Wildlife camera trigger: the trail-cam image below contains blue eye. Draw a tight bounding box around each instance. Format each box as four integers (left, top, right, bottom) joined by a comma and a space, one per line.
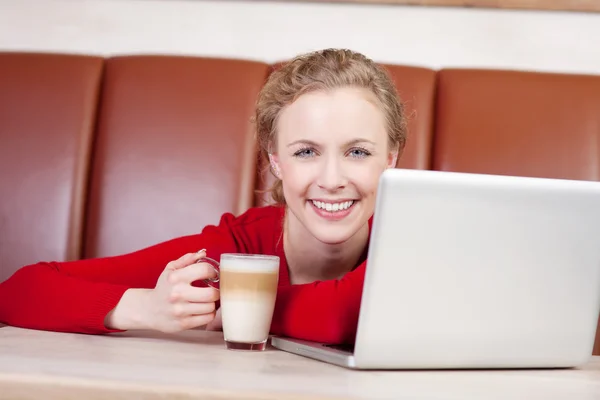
293, 148, 316, 158
348, 147, 371, 158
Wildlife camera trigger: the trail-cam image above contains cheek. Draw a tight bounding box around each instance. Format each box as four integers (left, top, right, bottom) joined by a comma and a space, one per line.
349, 162, 387, 195
280, 160, 316, 194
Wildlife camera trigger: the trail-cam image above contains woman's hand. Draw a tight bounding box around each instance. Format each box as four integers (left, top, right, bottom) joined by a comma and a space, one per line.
105, 250, 220, 332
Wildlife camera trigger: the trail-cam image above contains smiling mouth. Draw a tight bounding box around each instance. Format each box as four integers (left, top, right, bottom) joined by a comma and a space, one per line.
310, 199, 356, 212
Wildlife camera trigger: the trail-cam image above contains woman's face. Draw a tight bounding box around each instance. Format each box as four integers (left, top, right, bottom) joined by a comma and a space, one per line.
271, 87, 397, 245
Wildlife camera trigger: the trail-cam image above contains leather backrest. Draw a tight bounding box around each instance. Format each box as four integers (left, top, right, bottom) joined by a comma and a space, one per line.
255, 64, 437, 206
84, 56, 269, 258
433, 69, 600, 180
390, 65, 437, 170
0, 52, 103, 281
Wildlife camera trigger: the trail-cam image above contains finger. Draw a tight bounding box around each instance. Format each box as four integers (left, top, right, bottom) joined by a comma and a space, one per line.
178, 312, 216, 330
166, 250, 206, 271
168, 262, 218, 285
171, 301, 216, 318
171, 286, 219, 303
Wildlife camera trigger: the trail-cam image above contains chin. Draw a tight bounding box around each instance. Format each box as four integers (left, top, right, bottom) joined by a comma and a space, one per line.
311, 229, 358, 245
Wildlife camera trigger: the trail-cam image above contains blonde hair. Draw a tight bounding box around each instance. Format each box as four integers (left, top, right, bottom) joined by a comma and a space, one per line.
254, 48, 407, 205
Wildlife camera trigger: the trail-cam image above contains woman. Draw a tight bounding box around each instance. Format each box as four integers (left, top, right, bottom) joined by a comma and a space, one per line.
0, 48, 407, 345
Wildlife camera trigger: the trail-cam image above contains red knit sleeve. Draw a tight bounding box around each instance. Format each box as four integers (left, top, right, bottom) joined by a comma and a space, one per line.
270, 261, 366, 345
0, 214, 240, 335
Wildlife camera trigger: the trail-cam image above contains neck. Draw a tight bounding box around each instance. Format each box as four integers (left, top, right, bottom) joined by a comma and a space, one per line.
283, 208, 370, 285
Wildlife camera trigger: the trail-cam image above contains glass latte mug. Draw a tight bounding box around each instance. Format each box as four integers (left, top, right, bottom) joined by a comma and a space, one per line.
197, 253, 280, 351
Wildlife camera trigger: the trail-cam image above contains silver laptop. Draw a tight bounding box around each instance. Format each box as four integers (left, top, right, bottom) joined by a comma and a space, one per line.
271, 168, 600, 369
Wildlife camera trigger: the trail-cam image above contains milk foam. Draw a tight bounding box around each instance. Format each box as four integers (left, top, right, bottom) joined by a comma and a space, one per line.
220, 254, 279, 273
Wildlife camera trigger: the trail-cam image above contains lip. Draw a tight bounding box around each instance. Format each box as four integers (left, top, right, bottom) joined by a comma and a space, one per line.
308, 199, 357, 221
310, 198, 357, 203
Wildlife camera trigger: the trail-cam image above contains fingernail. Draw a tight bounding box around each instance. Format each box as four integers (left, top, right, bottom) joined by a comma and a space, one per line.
197, 249, 206, 255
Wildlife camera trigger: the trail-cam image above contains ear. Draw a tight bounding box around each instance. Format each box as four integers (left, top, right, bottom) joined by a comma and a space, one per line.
268, 152, 281, 178
387, 147, 399, 169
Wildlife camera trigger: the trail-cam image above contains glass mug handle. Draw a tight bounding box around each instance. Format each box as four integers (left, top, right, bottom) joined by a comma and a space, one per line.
195, 250, 220, 289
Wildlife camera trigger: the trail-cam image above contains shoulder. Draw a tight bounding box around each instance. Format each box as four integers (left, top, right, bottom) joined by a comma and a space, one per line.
219, 205, 284, 229
201, 205, 284, 239
200, 205, 284, 254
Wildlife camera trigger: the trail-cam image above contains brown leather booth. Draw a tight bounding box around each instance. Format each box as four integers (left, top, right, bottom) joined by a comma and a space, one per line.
1, 51, 599, 354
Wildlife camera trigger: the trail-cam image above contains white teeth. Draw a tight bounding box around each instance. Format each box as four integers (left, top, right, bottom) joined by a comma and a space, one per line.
311, 200, 354, 212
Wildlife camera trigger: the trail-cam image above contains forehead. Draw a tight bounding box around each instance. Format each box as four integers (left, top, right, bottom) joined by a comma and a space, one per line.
276, 87, 387, 146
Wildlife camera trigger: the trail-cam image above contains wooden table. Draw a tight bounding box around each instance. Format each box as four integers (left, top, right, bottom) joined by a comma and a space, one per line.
1, 324, 600, 400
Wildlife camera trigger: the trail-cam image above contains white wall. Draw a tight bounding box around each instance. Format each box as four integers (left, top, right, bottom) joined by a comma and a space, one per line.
0, 0, 599, 75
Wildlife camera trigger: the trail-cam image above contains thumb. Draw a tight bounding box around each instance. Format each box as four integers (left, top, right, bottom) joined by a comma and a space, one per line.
205, 308, 222, 331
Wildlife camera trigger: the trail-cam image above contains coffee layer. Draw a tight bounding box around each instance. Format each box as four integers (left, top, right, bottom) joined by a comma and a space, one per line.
220, 270, 278, 293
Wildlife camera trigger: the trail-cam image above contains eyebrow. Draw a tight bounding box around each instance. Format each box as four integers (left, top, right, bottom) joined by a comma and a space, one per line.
286, 139, 376, 147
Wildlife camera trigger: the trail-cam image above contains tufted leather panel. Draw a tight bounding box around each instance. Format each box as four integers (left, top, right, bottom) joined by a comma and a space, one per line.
254, 64, 437, 206
390, 65, 437, 171
0, 52, 103, 282
84, 56, 269, 258
433, 69, 600, 180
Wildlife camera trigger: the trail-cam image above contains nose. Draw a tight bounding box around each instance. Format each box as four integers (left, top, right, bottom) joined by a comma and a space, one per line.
317, 155, 347, 191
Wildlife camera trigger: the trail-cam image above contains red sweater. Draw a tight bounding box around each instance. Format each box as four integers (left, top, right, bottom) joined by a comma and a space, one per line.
0, 205, 369, 344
